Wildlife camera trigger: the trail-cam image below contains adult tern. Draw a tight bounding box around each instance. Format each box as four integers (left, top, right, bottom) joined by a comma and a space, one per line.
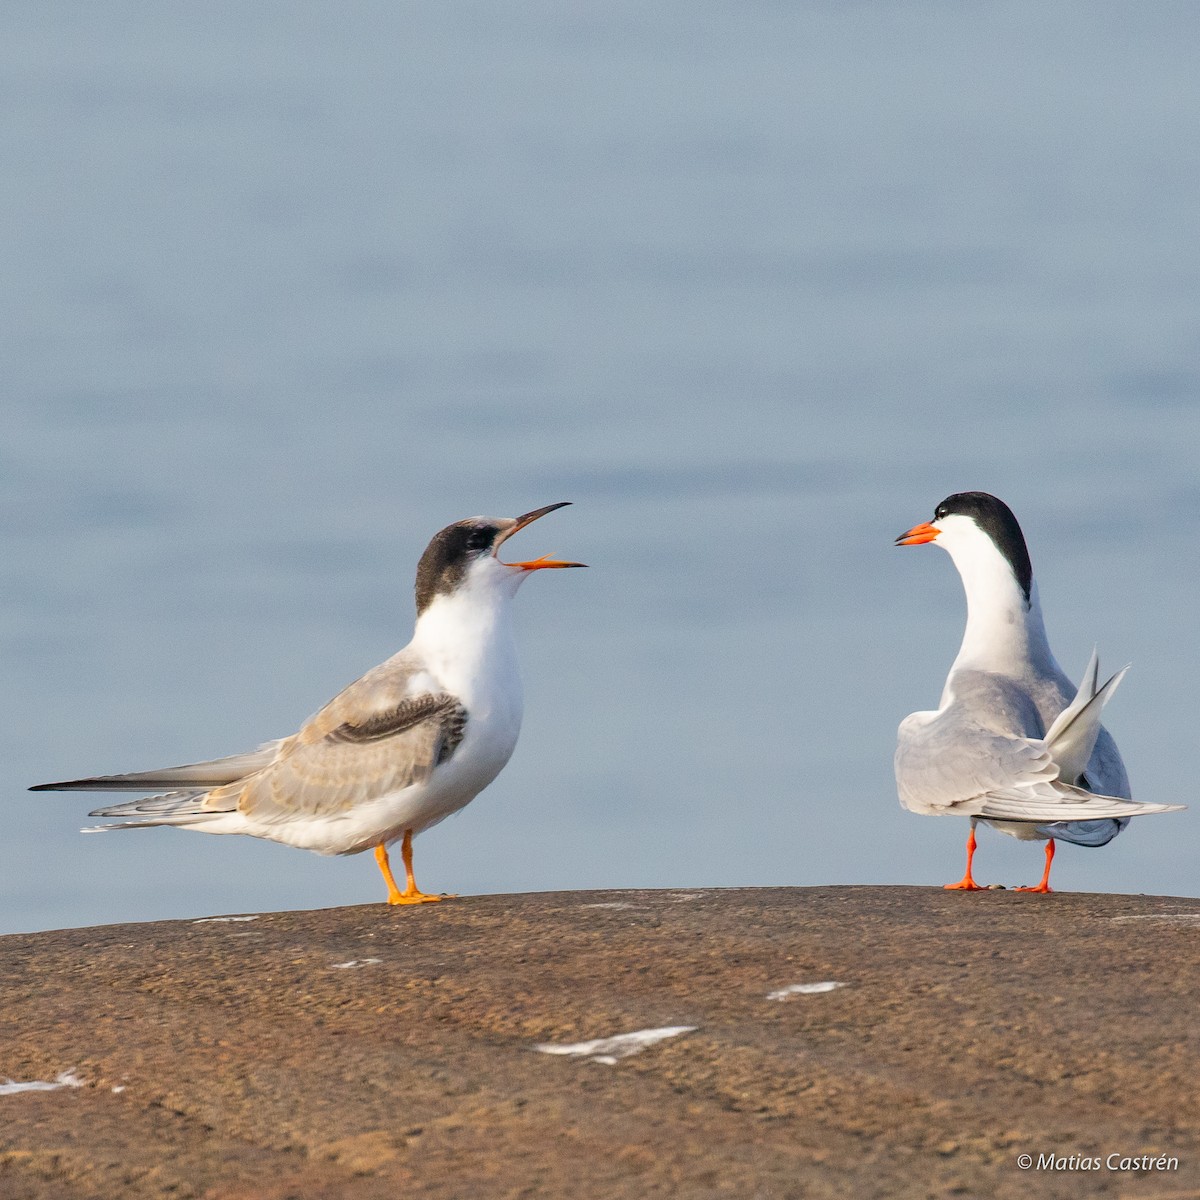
894, 491, 1181, 892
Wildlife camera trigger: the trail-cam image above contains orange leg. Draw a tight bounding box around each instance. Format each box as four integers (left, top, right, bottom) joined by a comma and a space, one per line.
374, 831, 455, 906
944, 826, 986, 891
1015, 839, 1055, 894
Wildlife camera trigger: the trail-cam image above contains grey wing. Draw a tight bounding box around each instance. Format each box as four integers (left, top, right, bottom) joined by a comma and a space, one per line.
964, 782, 1180, 822
896, 713, 1179, 822
32, 742, 284, 793
895, 712, 1058, 816
217, 684, 469, 821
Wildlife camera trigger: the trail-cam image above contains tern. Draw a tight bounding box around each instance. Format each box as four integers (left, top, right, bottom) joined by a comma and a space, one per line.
32, 503, 585, 905
893, 491, 1182, 892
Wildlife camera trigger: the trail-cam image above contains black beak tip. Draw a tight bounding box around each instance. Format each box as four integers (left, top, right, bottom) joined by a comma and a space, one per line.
513, 501, 572, 526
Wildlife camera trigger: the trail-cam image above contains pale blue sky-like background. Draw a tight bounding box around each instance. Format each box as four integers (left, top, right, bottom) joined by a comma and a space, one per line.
2, 2, 1198, 933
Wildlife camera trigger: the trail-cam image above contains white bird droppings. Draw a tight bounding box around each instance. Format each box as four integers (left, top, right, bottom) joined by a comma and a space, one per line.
0, 1070, 84, 1096
767, 981, 846, 1000
330, 958, 383, 969
534, 1026, 697, 1063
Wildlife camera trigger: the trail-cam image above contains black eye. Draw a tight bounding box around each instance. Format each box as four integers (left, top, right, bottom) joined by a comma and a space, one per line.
466, 529, 493, 552
934, 505, 947, 520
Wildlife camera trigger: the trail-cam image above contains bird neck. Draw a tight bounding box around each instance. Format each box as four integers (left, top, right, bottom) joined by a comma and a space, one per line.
411, 585, 520, 700
945, 551, 1055, 682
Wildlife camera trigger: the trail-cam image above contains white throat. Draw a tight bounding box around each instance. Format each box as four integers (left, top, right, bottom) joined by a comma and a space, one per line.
410, 560, 525, 705
935, 520, 1055, 685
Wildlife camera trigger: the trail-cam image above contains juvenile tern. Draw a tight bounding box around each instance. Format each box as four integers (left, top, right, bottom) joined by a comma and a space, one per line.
32, 503, 584, 905
893, 491, 1182, 892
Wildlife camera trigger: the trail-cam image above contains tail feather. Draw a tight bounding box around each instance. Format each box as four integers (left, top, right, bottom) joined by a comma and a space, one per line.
1044, 654, 1129, 786
1079, 647, 1100, 707
82, 813, 227, 833
83, 789, 238, 833
87, 791, 223, 819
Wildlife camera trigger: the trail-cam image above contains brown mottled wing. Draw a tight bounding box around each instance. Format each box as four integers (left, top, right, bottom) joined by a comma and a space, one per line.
207, 679, 468, 821
327, 694, 466, 748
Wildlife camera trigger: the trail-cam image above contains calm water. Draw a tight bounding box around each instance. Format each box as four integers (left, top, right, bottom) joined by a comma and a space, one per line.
2, 3, 1198, 933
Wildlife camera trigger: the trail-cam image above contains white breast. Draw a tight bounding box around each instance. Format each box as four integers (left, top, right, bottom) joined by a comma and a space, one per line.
360, 580, 526, 846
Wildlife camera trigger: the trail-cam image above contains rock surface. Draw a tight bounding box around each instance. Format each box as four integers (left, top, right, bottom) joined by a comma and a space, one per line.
1, 886, 1197, 1199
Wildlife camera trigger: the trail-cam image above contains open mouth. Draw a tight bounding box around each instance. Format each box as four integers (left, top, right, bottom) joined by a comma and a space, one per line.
494, 502, 587, 570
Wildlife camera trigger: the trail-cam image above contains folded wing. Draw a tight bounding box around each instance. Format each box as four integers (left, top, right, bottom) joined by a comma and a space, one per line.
896, 693, 1183, 824
31, 742, 283, 793
225, 691, 468, 822
45, 655, 472, 832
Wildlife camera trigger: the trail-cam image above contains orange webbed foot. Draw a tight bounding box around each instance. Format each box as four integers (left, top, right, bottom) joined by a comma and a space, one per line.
943, 828, 985, 890
388, 890, 457, 906
1014, 840, 1056, 894
376, 834, 457, 907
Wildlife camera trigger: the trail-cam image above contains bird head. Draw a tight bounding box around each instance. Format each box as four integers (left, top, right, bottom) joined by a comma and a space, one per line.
895, 491, 1033, 604
415, 502, 586, 615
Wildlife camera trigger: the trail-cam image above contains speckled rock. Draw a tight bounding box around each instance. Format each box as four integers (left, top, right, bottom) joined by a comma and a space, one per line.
1, 886, 1197, 1199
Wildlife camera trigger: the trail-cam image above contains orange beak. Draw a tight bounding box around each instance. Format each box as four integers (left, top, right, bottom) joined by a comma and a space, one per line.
894, 521, 940, 546
495, 502, 587, 571
507, 553, 586, 572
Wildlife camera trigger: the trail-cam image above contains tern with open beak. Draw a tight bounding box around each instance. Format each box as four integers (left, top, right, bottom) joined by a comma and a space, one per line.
893, 491, 1182, 892
32, 503, 585, 905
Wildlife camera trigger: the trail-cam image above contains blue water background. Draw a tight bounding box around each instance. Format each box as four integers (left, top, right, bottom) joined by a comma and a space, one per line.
2, 3, 1198, 931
